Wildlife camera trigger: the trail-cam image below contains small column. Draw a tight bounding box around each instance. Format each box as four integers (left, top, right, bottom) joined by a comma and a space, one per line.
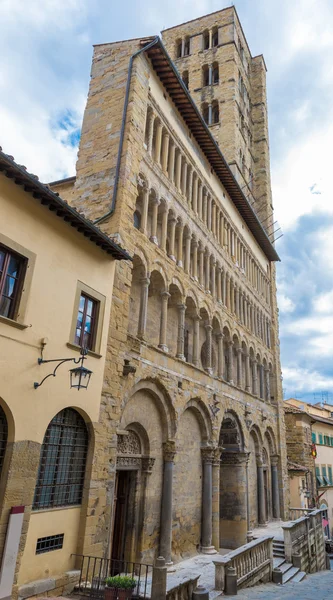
226, 275, 230, 309
203, 190, 208, 225
188, 169, 193, 206
212, 202, 216, 236
176, 303, 186, 360
207, 196, 212, 230
159, 291, 170, 351
212, 448, 221, 551
235, 286, 239, 318
181, 160, 188, 196
237, 347, 242, 387
168, 217, 177, 261
199, 246, 204, 287
155, 122, 163, 164
205, 324, 213, 375
175, 151, 182, 191
216, 209, 220, 241
271, 456, 281, 519
141, 186, 149, 235
201, 447, 217, 554
160, 206, 168, 252
245, 352, 251, 392
205, 252, 210, 292
168, 141, 175, 181
243, 297, 247, 328
228, 341, 234, 384
252, 359, 258, 396
217, 268, 222, 302
184, 233, 191, 274
198, 182, 203, 218
137, 276, 150, 339
160, 441, 176, 564
208, 65, 213, 86
217, 333, 224, 378
147, 113, 155, 155
265, 368, 271, 402
257, 456, 266, 525
239, 291, 243, 323
150, 198, 160, 244
161, 132, 170, 172
222, 271, 226, 306
192, 175, 198, 213
211, 260, 216, 298
259, 364, 264, 399
208, 103, 212, 126
177, 223, 184, 267
192, 239, 198, 280
193, 315, 200, 367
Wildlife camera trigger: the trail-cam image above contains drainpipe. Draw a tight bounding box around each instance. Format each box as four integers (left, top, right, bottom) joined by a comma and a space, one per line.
94, 37, 159, 226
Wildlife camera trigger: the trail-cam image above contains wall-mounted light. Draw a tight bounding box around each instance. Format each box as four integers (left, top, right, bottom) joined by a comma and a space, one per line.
34, 347, 92, 390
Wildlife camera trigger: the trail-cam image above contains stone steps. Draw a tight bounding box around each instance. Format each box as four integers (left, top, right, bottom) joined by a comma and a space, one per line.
272, 558, 307, 585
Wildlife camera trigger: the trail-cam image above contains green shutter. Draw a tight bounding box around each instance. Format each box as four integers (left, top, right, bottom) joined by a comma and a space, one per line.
319, 434, 323, 444
312, 432, 316, 443
328, 466, 332, 485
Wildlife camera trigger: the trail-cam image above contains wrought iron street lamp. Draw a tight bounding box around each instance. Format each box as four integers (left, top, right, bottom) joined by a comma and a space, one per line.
34, 347, 92, 390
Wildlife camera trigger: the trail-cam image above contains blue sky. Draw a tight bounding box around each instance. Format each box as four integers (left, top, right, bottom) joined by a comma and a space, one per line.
2, 0, 333, 403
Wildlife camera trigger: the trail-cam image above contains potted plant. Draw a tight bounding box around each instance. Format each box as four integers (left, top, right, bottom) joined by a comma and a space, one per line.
105, 575, 136, 600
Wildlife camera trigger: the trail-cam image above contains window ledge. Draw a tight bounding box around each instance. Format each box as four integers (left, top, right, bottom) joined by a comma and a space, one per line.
66, 342, 102, 359
0, 315, 29, 330
32, 504, 81, 514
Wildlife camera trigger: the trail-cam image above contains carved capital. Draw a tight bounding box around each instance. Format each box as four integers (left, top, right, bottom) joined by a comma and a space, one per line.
163, 440, 176, 462
271, 455, 279, 467
141, 456, 156, 473
201, 446, 215, 464
220, 451, 249, 466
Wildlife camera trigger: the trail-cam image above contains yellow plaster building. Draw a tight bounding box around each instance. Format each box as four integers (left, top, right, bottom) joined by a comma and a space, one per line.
0, 150, 129, 599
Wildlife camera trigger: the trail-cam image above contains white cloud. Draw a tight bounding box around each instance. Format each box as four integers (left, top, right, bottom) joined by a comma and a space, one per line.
278, 293, 295, 314
282, 365, 333, 394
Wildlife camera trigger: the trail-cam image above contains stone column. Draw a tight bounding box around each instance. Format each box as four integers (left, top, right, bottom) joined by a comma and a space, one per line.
212, 448, 221, 551
168, 141, 175, 181
137, 277, 150, 339
193, 315, 200, 367
228, 341, 234, 384
198, 182, 203, 218
208, 65, 212, 86
237, 348, 242, 387
239, 291, 243, 323
192, 175, 198, 213
160, 441, 176, 565
203, 190, 208, 225
176, 222, 183, 267
175, 151, 182, 190
222, 271, 226, 306
217, 268, 222, 302
208, 103, 212, 126
265, 368, 270, 402
161, 132, 169, 172
216, 209, 220, 241
245, 352, 251, 392
257, 456, 266, 525
147, 113, 154, 155
212, 202, 216, 236
160, 206, 168, 252
243, 297, 247, 328
235, 285, 239, 318
168, 217, 177, 261
184, 232, 191, 274
159, 291, 170, 351
176, 303, 186, 360
150, 198, 160, 244
252, 359, 258, 396
226, 275, 230, 309
211, 260, 216, 298
205, 324, 213, 375
259, 364, 264, 399
192, 239, 198, 280
207, 196, 212, 230
181, 160, 188, 196
220, 452, 249, 548
155, 122, 163, 164
141, 186, 149, 235
217, 333, 224, 378
205, 252, 210, 292
271, 456, 280, 519
199, 246, 204, 286
188, 168, 193, 206
201, 447, 217, 554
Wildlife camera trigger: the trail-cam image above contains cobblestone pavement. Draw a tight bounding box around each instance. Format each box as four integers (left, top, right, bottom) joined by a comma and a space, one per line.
231, 569, 333, 600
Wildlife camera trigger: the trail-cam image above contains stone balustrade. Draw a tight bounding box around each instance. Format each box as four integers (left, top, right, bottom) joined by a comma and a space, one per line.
166, 575, 199, 600
214, 535, 274, 592
282, 509, 326, 573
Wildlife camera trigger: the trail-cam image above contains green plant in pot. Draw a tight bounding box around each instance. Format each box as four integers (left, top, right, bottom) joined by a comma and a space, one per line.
105, 575, 136, 600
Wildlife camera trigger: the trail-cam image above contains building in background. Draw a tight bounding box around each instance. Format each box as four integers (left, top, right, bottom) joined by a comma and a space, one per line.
0, 150, 129, 599
50, 6, 288, 568
286, 398, 333, 538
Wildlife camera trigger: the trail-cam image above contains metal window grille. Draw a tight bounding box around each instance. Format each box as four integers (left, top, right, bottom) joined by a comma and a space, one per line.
33, 408, 88, 510
0, 406, 8, 477
36, 533, 64, 554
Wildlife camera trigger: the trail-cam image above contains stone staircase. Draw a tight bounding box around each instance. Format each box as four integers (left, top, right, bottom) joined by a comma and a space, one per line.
272, 539, 306, 584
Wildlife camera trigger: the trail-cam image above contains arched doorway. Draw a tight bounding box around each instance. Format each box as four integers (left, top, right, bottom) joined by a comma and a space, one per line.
219, 412, 248, 549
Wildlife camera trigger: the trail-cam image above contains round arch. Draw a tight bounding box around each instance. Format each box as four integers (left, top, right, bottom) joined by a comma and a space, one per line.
122, 379, 176, 440
181, 398, 212, 443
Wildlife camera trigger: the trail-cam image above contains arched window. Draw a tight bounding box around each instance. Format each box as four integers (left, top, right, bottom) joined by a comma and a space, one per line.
212, 27, 218, 47
202, 103, 209, 125
133, 210, 141, 229
33, 408, 88, 510
212, 101, 219, 124
176, 39, 182, 59
184, 37, 190, 56
203, 30, 210, 50
182, 71, 189, 89
0, 406, 8, 479
212, 63, 219, 84
202, 65, 209, 87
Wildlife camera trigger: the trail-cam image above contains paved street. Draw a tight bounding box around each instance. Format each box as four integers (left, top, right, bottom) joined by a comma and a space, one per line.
233, 569, 333, 600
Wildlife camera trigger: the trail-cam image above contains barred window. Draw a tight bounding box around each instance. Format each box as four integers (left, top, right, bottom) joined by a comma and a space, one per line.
0, 406, 8, 478
33, 408, 88, 510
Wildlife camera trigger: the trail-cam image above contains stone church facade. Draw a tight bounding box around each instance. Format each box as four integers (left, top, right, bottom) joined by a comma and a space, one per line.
52, 7, 288, 566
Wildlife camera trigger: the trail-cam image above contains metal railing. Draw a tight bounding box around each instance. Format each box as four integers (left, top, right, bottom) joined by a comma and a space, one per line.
72, 554, 153, 599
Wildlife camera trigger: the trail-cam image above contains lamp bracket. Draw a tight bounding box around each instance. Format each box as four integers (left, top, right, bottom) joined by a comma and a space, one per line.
34, 347, 87, 389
